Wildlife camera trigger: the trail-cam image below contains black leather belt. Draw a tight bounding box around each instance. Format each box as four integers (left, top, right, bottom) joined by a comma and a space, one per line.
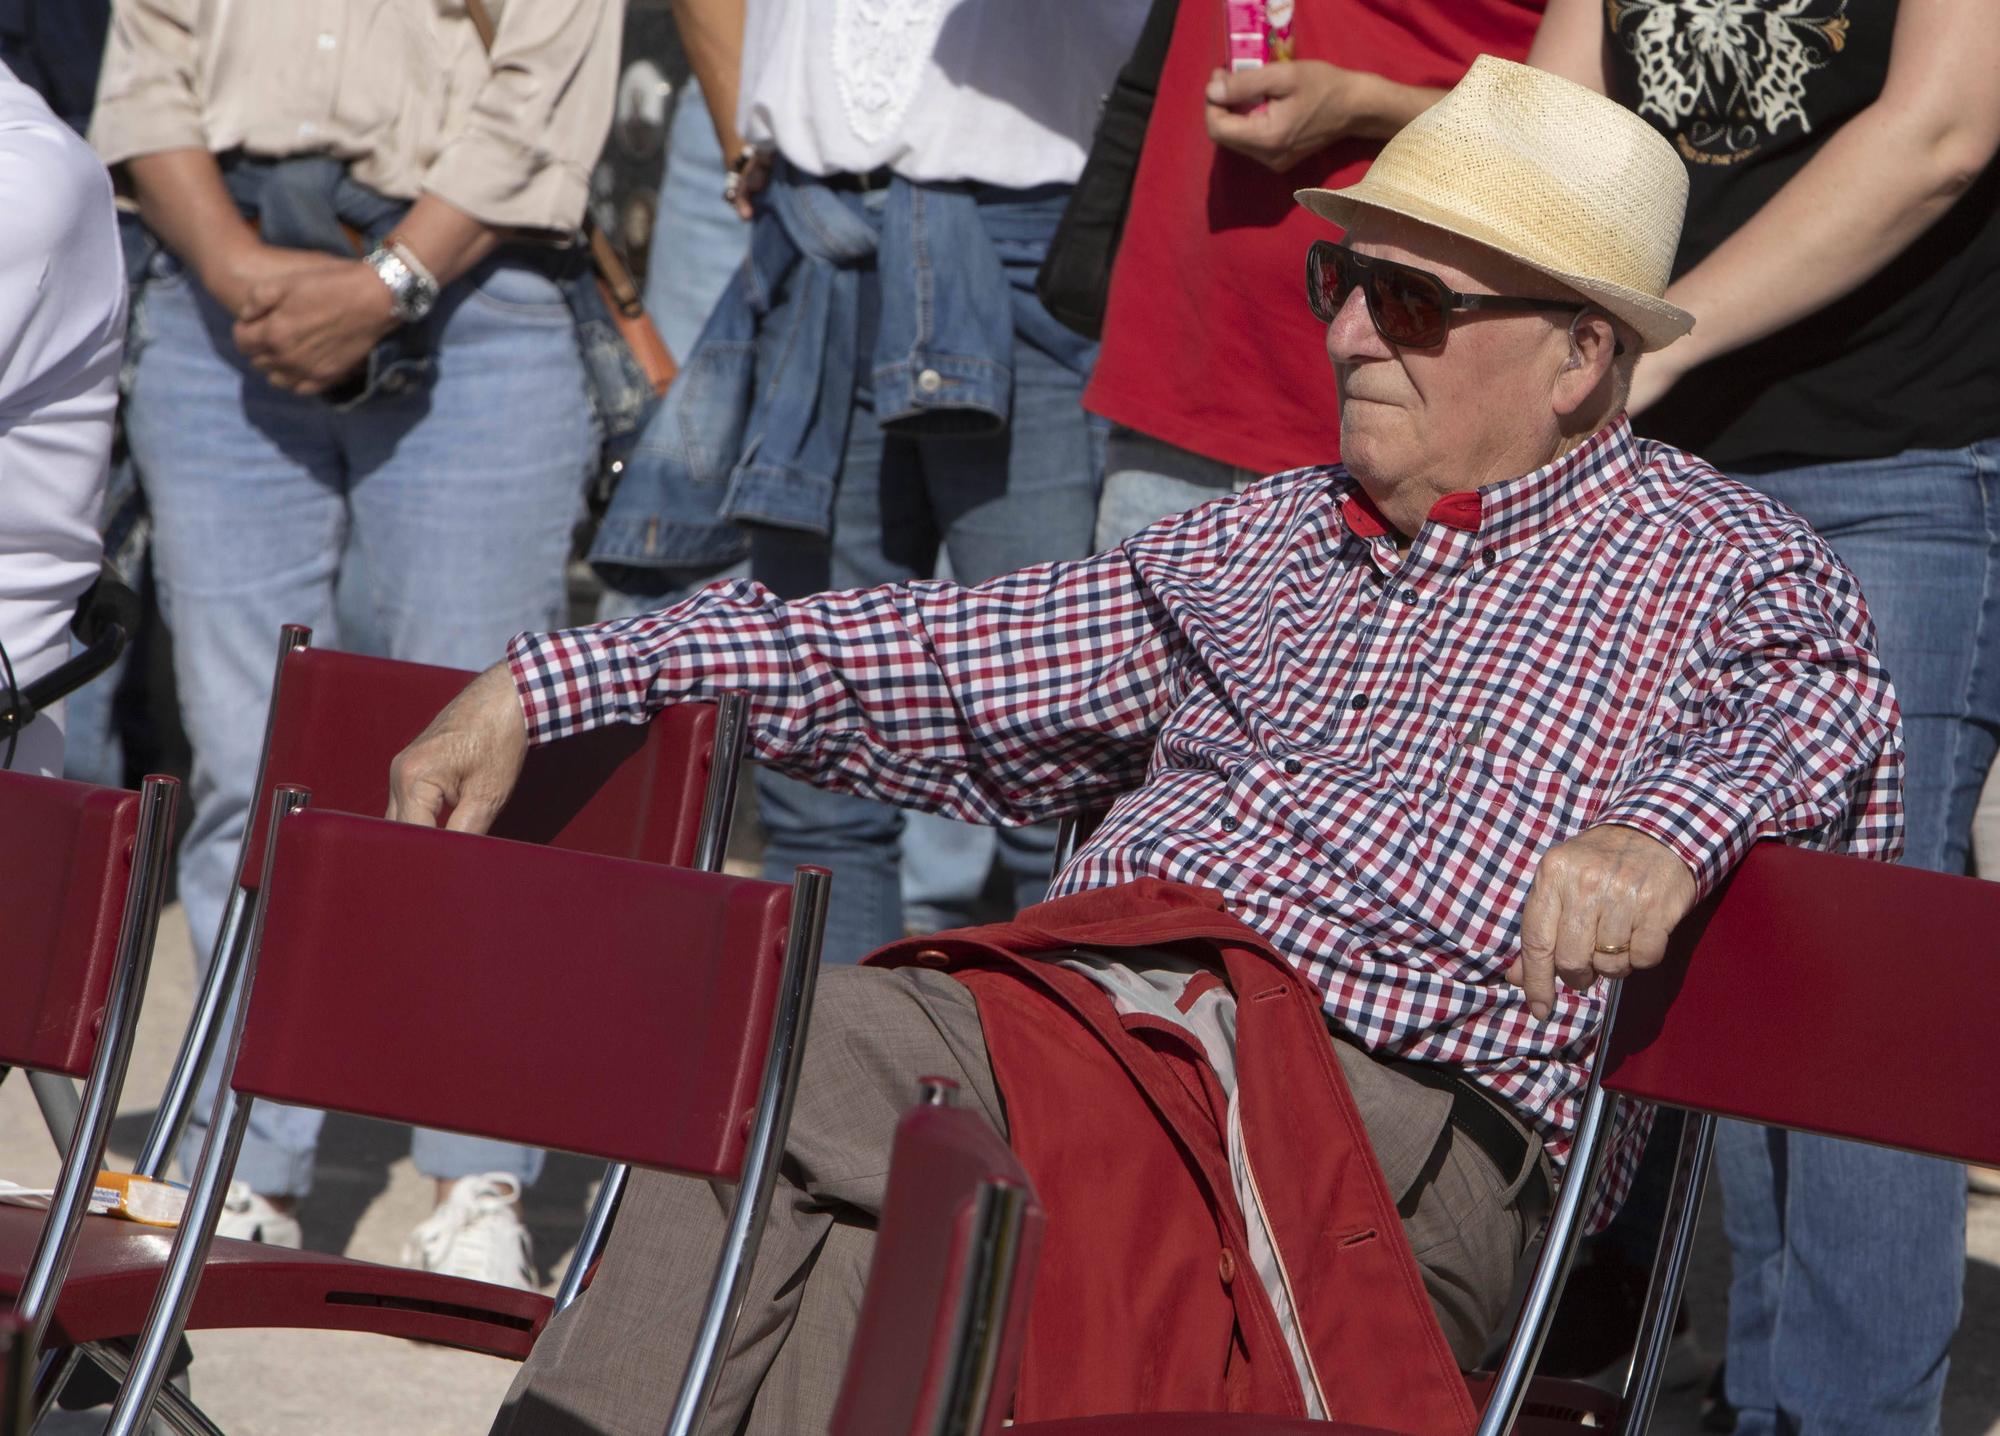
817, 165, 897, 194
1385, 1058, 1551, 1218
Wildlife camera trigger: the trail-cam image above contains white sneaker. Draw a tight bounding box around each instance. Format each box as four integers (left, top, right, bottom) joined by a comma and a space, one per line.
400, 1172, 537, 1290
214, 1181, 303, 1248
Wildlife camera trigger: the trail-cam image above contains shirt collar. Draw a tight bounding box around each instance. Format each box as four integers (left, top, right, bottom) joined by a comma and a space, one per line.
1336, 417, 1640, 555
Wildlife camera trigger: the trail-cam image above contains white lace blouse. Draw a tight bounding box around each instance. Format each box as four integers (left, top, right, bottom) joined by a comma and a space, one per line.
740, 0, 1150, 189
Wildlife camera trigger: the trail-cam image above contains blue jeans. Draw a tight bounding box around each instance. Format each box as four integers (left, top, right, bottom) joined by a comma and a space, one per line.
1715, 441, 2000, 1434
751, 333, 1104, 965
1093, 428, 1260, 549
127, 251, 595, 1198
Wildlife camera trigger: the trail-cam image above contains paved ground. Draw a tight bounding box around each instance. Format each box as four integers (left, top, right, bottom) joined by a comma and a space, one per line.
10, 765, 2000, 1433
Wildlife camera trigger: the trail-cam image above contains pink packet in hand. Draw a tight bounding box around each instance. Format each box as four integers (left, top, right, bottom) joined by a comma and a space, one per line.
1224, 0, 1266, 70
1223, 0, 1295, 71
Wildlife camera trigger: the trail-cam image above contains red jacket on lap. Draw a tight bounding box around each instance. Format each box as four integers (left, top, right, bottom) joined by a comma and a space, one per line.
869, 878, 1476, 1432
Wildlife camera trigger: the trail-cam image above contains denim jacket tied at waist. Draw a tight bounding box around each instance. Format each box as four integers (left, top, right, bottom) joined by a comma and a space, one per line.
589, 163, 1093, 585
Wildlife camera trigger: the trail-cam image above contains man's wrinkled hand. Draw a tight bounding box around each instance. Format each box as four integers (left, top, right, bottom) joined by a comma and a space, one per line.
1205, 61, 1366, 172
387, 662, 531, 835
1508, 824, 1697, 1021
233, 261, 399, 396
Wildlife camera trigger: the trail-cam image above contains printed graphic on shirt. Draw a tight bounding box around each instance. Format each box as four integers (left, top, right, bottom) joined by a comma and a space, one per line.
1607, 0, 1853, 164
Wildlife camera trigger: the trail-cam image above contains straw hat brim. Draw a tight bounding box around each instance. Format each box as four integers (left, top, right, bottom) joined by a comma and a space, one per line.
1296, 182, 1694, 354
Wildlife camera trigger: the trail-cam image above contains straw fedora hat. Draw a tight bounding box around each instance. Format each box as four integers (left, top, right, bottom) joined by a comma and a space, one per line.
1295, 56, 1693, 352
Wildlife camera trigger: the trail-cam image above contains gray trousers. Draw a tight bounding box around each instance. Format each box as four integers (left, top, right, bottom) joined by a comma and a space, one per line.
488, 965, 1544, 1436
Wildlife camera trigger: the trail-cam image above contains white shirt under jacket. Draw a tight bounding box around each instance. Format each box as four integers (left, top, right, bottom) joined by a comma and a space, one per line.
0, 65, 123, 777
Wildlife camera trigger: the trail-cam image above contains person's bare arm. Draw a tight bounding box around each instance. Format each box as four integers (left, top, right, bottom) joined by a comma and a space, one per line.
1632, 0, 2000, 410
1526, 0, 1612, 94
670, 0, 767, 218
1205, 61, 1442, 171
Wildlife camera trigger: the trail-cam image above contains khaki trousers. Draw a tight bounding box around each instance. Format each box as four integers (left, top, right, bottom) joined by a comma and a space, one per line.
488, 964, 1543, 1436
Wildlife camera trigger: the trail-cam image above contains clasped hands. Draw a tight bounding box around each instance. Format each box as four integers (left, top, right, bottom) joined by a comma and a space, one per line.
202, 236, 400, 396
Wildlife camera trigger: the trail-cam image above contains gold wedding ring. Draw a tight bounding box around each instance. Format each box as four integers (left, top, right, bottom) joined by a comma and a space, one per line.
1592, 941, 1631, 955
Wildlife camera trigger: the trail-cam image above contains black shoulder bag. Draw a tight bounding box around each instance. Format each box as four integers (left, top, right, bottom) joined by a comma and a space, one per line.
1035, 0, 1182, 342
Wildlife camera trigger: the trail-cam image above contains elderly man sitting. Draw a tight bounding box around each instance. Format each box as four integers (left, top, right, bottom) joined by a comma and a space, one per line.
391, 59, 1899, 1435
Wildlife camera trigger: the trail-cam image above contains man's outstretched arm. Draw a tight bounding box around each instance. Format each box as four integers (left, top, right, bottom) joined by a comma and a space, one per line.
386, 523, 1220, 833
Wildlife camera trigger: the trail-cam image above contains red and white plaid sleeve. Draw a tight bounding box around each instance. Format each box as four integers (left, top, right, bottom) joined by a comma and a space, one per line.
507, 543, 1204, 825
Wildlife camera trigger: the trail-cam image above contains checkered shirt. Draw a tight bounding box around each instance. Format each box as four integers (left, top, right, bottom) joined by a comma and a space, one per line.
511, 419, 1903, 1222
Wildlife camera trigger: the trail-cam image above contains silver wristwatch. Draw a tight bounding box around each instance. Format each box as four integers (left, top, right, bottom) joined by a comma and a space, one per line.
363, 240, 439, 323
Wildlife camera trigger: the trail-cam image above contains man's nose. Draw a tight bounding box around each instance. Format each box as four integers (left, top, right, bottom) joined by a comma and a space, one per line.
1325, 282, 1388, 363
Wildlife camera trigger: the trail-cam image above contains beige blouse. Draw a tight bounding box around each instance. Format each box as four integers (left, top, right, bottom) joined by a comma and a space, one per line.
90, 0, 622, 233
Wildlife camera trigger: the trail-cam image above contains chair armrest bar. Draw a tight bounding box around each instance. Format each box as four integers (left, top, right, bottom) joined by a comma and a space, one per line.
16, 777, 178, 1351
1613, 1110, 1717, 1434
666, 865, 831, 1436
553, 691, 753, 1319
1475, 981, 1627, 1436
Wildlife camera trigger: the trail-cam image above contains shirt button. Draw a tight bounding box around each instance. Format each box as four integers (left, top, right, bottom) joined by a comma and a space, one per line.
917, 368, 944, 394
1349, 693, 1369, 712
1220, 818, 1238, 832
297, 120, 318, 138
1481, 546, 1499, 567
317, 31, 338, 50
1400, 587, 1418, 603
1284, 758, 1303, 775
1218, 1248, 1237, 1284
913, 948, 950, 968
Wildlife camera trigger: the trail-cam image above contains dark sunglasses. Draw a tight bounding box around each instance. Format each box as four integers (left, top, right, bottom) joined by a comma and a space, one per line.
1306, 239, 1600, 351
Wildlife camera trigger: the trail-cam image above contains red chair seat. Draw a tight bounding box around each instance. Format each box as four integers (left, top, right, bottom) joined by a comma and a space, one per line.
0, 1205, 550, 1359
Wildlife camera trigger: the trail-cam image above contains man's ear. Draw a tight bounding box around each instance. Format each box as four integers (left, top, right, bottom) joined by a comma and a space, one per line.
1553, 310, 1621, 422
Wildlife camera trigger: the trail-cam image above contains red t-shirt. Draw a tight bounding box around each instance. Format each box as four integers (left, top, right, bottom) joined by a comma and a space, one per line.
1084, 0, 1544, 475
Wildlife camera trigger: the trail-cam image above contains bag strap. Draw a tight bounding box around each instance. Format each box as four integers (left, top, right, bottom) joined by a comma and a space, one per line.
1123, 0, 1181, 104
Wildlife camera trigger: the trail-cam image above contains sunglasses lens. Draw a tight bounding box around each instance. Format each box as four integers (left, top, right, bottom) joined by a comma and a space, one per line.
1368, 263, 1448, 348
1306, 245, 1349, 323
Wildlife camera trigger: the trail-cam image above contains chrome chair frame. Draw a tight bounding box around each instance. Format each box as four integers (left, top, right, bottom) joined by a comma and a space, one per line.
101, 787, 828, 1436
1475, 984, 1715, 1436
551, 690, 750, 1318
13, 776, 178, 1358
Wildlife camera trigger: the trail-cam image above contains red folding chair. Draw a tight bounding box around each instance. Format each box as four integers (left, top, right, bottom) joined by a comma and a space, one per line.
88, 794, 828, 1435
850, 838, 1981, 1434
1, 624, 748, 1429
830, 1078, 1044, 1436
0, 771, 176, 1418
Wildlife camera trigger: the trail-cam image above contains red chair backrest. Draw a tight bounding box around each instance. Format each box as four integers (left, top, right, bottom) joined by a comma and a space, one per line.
0, 770, 140, 1076
233, 809, 793, 1177
830, 1099, 1045, 1436
237, 631, 719, 888
1603, 841, 2000, 1165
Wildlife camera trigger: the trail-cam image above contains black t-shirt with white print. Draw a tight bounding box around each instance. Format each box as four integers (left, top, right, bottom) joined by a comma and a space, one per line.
1606, 0, 2000, 471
